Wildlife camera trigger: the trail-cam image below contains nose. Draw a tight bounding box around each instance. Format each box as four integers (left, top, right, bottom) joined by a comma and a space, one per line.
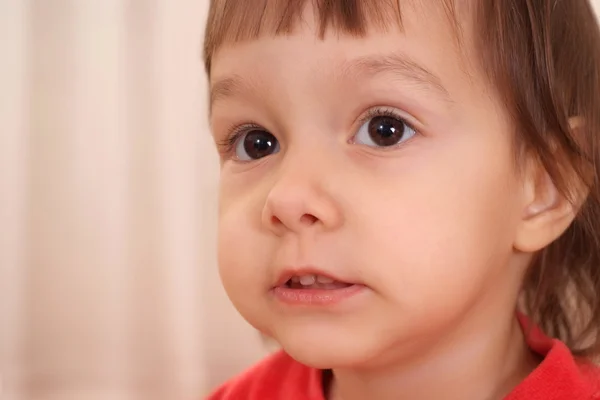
261, 169, 343, 236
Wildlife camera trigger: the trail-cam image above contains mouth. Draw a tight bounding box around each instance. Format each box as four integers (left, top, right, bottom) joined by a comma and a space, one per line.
272, 270, 365, 306
284, 274, 353, 290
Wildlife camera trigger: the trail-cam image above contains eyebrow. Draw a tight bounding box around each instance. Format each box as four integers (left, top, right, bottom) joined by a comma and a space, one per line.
209, 51, 451, 111
210, 75, 254, 114
340, 51, 451, 102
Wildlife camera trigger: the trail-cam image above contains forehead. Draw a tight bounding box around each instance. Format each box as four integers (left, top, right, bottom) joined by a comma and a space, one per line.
204, 0, 468, 75
208, 1, 480, 115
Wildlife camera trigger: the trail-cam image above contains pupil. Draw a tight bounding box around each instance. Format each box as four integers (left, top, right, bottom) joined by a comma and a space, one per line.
244, 131, 276, 159
368, 116, 405, 146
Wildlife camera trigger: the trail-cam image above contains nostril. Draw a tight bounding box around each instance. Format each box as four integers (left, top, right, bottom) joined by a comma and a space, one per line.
300, 214, 318, 225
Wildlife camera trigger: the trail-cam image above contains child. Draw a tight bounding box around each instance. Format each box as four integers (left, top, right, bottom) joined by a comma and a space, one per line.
204, 0, 600, 398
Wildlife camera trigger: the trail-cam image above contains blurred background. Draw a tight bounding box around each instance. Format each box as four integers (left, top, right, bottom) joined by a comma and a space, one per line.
0, 1, 269, 399
2, 1, 600, 399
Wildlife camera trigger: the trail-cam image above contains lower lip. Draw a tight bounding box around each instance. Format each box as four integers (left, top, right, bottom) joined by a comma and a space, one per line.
271, 284, 365, 306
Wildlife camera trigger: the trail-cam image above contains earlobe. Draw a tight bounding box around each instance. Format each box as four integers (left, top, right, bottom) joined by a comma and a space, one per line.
514, 117, 587, 253
514, 170, 576, 253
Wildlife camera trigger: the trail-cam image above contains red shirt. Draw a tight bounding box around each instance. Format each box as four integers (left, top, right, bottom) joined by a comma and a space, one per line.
207, 322, 600, 400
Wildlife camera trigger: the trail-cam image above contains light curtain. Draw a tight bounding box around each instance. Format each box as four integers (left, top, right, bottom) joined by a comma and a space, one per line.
4, 1, 600, 399
0, 1, 266, 399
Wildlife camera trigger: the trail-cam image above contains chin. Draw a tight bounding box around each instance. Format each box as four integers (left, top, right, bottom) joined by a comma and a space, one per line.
274, 328, 383, 369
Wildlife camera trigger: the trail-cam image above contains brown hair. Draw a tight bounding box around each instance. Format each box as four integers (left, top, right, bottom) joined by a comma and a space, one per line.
203, 0, 600, 359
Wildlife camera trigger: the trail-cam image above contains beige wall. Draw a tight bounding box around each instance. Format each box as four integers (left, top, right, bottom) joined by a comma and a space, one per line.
0, 1, 266, 399
2, 1, 600, 399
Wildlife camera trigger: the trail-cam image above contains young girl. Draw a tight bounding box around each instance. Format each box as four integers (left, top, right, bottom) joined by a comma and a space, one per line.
204, 0, 600, 398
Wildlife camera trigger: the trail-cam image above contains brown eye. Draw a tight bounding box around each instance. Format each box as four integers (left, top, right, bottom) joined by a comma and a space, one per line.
354, 114, 416, 148
235, 130, 280, 161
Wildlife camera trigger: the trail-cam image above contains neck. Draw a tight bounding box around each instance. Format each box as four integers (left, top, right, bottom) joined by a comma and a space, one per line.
329, 312, 539, 400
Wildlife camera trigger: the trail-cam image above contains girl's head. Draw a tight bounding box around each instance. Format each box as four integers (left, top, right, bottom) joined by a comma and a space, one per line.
205, 0, 600, 368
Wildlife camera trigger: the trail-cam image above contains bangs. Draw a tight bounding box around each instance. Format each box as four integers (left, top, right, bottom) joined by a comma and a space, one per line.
203, 0, 458, 74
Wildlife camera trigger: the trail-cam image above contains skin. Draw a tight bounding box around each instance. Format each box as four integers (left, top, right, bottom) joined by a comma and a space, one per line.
209, 2, 577, 399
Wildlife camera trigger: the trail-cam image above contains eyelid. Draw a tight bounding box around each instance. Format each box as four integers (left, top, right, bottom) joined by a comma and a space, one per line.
353, 106, 419, 136
216, 122, 264, 158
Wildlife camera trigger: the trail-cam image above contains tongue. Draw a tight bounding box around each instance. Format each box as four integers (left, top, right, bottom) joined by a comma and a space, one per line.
289, 281, 351, 290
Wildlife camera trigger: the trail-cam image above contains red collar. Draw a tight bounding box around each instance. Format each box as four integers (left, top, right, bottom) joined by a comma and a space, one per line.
306, 315, 599, 399
504, 314, 599, 399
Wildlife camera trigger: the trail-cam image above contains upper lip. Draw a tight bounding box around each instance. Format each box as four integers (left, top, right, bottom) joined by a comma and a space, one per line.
273, 267, 354, 288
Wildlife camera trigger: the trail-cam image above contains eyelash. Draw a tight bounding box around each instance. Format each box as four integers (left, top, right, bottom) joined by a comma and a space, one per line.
216, 107, 417, 158
353, 107, 417, 141
216, 122, 262, 157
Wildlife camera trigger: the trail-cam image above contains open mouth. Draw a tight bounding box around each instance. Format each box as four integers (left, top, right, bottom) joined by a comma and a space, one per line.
274, 273, 363, 306
284, 274, 353, 290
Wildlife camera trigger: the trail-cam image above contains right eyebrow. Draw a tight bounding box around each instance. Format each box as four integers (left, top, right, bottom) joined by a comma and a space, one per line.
209, 75, 252, 114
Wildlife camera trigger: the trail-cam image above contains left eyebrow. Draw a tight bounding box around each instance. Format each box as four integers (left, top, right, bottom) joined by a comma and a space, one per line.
339, 51, 453, 103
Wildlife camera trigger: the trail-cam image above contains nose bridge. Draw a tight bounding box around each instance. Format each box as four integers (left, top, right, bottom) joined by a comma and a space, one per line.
273, 137, 332, 191
278, 146, 321, 184
267, 150, 324, 211
262, 148, 341, 234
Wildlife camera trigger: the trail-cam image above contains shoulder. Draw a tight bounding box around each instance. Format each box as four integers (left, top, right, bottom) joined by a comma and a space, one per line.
206, 350, 323, 400
508, 319, 600, 400
536, 341, 600, 399
580, 361, 600, 399
515, 315, 600, 399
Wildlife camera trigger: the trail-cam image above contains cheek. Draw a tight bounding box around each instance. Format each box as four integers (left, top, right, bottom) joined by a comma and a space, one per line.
217, 214, 253, 288
352, 134, 522, 313
216, 188, 267, 313
217, 214, 275, 333
217, 194, 267, 274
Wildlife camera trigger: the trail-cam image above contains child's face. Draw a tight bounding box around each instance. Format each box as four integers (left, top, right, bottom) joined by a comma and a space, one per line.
210, 4, 530, 368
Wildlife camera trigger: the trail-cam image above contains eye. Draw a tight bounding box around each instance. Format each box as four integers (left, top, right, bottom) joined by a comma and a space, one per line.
235, 129, 280, 161
353, 111, 417, 148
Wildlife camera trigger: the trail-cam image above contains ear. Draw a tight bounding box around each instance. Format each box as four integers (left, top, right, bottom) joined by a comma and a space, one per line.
514, 118, 588, 253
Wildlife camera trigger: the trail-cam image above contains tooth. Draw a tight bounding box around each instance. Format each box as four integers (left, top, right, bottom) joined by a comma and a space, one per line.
316, 275, 334, 284
299, 275, 316, 285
